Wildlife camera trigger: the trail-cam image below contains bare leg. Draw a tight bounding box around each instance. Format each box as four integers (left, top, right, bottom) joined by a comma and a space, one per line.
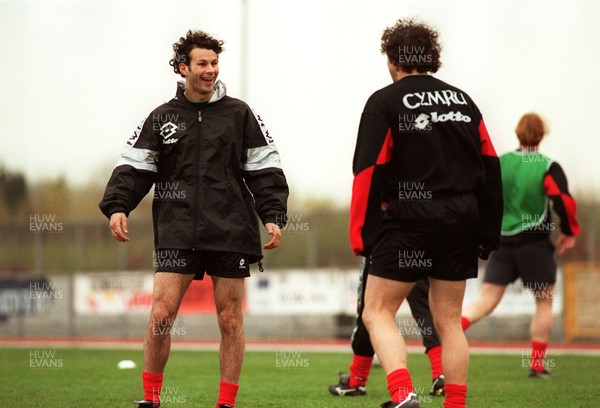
144, 272, 195, 373
462, 283, 506, 325
362, 275, 416, 375
428, 278, 468, 385
531, 284, 554, 343
212, 276, 246, 383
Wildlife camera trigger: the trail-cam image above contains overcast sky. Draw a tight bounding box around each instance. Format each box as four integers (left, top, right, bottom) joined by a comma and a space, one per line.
1, 0, 599, 206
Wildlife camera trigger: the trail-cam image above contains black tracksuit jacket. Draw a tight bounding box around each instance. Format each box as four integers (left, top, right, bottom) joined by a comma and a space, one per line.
350, 75, 503, 257
99, 80, 289, 263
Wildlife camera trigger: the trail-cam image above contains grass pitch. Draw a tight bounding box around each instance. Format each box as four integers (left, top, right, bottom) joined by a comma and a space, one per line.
1, 347, 598, 407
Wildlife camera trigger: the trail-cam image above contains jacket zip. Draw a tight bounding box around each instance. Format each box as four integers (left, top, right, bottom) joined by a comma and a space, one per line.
192, 109, 202, 250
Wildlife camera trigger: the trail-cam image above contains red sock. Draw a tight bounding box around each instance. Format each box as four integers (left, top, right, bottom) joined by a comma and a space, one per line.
444, 383, 467, 408
216, 381, 239, 408
426, 346, 443, 379
142, 371, 164, 404
461, 317, 471, 331
530, 340, 547, 372
348, 354, 373, 387
387, 368, 413, 403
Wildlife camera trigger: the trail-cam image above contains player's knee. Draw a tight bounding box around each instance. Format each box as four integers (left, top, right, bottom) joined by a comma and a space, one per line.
533, 290, 555, 305
533, 310, 553, 331
217, 308, 243, 337
475, 302, 495, 318
432, 314, 460, 335
150, 304, 177, 329
362, 308, 376, 332
480, 286, 505, 309
538, 319, 553, 333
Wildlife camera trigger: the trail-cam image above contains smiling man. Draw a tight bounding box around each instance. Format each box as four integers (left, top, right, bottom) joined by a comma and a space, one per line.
99, 30, 288, 408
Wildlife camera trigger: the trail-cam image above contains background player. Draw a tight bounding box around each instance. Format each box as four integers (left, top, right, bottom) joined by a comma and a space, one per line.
462, 112, 580, 378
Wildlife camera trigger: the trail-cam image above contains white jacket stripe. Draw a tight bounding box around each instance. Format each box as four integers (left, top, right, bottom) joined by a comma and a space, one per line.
243, 146, 282, 171
243, 108, 282, 171
116, 147, 158, 173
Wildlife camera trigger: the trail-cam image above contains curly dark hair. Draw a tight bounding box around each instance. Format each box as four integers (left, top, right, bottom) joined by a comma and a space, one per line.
381, 18, 442, 73
169, 30, 224, 77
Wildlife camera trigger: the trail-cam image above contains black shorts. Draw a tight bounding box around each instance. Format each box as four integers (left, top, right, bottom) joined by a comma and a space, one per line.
484, 239, 556, 287
154, 249, 252, 280
369, 194, 479, 282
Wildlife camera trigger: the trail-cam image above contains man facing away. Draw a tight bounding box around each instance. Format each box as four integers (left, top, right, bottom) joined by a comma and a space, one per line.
350, 19, 503, 408
99, 30, 289, 408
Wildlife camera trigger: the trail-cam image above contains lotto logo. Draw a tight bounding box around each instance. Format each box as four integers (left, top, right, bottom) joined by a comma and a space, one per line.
414, 111, 471, 130
160, 122, 179, 142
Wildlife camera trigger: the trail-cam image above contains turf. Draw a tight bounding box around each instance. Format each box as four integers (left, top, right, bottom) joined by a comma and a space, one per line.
1, 347, 598, 407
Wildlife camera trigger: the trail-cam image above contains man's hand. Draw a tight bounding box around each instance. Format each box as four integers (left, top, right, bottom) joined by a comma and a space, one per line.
263, 222, 281, 249
109, 212, 129, 242
556, 234, 575, 255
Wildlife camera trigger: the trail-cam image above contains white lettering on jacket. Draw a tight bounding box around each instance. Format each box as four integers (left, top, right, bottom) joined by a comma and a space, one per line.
402, 90, 468, 109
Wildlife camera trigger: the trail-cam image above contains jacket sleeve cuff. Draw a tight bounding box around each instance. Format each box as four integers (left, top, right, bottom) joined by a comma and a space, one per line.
104, 205, 129, 219
263, 214, 285, 228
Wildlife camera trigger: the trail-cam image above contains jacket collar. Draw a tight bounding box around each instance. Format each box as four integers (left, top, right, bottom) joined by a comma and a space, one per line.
175, 79, 227, 104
